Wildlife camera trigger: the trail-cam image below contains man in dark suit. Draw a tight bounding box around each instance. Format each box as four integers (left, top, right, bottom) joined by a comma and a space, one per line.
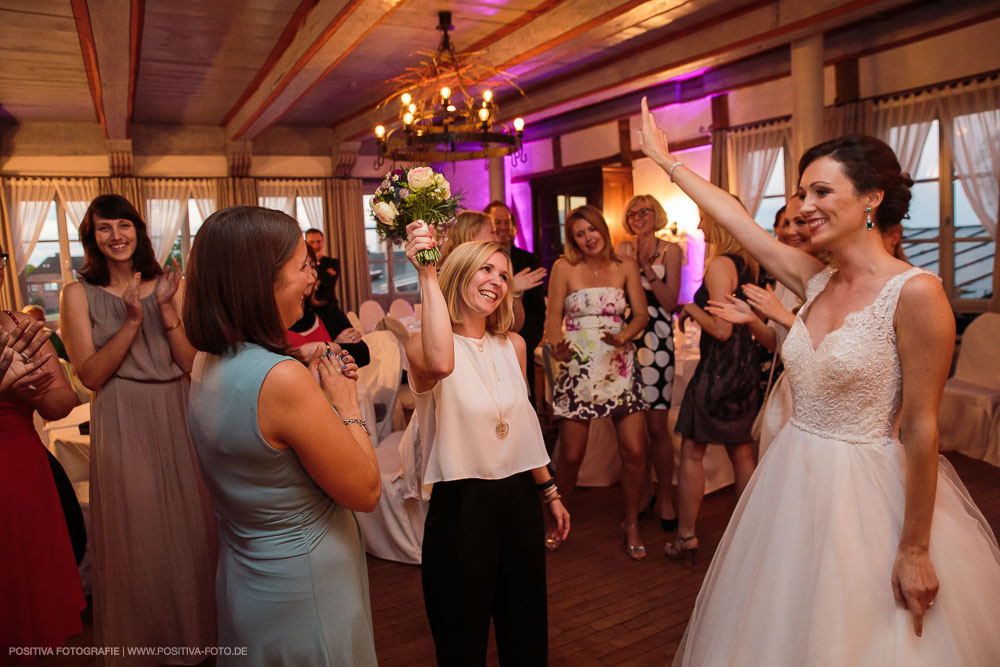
485, 200, 546, 409
305, 228, 340, 308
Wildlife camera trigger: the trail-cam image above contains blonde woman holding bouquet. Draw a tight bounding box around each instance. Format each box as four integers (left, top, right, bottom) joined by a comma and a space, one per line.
404, 222, 569, 666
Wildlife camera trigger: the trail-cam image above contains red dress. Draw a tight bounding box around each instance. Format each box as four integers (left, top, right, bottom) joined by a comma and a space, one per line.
0, 399, 85, 654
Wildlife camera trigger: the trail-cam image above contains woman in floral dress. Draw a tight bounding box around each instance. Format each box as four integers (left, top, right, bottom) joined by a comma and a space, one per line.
545, 205, 650, 558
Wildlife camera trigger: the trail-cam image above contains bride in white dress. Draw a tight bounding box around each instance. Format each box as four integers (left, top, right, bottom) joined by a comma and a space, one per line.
638, 98, 1000, 665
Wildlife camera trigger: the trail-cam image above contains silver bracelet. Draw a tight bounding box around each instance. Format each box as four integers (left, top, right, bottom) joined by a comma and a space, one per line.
667, 159, 683, 181
343, 417, 371, 436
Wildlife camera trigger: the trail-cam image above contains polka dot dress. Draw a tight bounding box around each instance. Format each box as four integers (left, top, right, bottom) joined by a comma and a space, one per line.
636, 264, 675, 410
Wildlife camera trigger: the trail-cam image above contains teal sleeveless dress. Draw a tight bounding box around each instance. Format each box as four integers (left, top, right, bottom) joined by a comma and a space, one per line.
187, 344, 377, 666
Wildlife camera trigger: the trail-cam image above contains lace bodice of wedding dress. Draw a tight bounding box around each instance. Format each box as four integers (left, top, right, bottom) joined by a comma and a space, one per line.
781, 267, 929, 445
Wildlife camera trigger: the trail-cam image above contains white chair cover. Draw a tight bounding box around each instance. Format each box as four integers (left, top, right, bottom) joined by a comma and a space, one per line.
939, 313, 1000, 467
346, 311, 363, 330
355, 430, 429, 564
388, 298, 415, 320
358, 330, 402, 442
358, 300, 387, 333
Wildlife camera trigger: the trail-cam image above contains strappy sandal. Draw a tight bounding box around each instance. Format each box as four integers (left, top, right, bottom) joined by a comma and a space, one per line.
621, 522, 647, 561
665, 534, 699, 565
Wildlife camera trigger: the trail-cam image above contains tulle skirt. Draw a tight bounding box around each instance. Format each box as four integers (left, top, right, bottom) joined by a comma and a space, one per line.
674, 422, 1000, 666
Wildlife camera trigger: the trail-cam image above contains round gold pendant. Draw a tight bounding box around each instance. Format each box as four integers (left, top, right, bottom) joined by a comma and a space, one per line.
496, 420, 509, 439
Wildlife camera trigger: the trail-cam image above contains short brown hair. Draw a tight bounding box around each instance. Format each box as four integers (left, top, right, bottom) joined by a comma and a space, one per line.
183, 206, 302, 357
438, 241, 513, 335
623, 194, 668, 235
563, 205, 616, 265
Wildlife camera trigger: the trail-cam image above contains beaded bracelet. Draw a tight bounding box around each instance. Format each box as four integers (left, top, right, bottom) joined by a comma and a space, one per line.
343, 417, 371, 436
667, 159, 683, 182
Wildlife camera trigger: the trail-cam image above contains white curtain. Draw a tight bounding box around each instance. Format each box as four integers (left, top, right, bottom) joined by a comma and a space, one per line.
874, 93, 937, 176
727, 123, 790, 215
938, 81, 1000, 240
142, 180, 191, 264
189, 179, 217, 227
823, 100, 874, 141
54, 178, 101, 230
5, 178, 57, 275
258, 180, 297, 218
298, 180, 325, 232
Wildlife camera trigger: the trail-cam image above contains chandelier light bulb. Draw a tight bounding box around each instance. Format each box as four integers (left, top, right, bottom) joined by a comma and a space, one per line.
407, 103, 417, 114
513, 117, 525, 132
447, 105, 456, 112
375, 125, 386, 139
403, 112, 414, 125
482, 89, 493, 103
400, 92, 412, 105
478, 107, 490, 122
440, 86, 451, 100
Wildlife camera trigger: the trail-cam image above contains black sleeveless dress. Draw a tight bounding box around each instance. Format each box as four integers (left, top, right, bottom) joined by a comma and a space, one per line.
675, 255, 762, 445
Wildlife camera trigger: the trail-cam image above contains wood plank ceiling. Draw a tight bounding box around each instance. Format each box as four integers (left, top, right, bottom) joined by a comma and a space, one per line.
1, 0, 998, 154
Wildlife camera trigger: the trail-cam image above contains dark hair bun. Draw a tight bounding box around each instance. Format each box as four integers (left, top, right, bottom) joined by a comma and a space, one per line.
798, 135, 912, 231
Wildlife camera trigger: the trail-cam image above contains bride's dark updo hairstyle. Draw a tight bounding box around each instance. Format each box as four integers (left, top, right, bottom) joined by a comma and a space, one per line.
798, 135, 914, 232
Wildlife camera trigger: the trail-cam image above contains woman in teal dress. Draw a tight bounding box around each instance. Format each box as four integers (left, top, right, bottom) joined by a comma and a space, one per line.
545, 205, 649, 558
184, 206, 381, 666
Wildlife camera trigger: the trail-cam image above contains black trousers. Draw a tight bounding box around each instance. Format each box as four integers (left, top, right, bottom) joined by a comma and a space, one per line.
421, 471, 547, 667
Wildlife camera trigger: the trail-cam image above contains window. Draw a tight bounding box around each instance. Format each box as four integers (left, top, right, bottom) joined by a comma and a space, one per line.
753, 148, 786, 230
20, 199, 85, 316
363, 193, 419, 302
898, 118, 995, 309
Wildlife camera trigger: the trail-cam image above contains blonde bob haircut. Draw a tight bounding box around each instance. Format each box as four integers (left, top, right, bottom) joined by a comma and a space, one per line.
439, 210, 494, 260
702, 207, 759, 284
563, 204, 617, 265
623, 194, 668, 235
437, 240, 514, 335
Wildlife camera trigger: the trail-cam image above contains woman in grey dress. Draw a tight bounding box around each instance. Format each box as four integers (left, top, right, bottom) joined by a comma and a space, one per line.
61, 194, 216, 664
184, 205, 380, 666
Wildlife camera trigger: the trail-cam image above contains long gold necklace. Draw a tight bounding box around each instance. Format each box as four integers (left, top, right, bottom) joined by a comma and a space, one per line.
458, 334, 509, 439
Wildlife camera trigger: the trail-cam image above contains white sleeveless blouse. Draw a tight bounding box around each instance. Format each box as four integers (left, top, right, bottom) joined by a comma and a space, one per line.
415, 333, 550, 485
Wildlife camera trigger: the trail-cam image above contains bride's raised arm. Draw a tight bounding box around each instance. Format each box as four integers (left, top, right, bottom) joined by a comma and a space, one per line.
638, 97, 824, 299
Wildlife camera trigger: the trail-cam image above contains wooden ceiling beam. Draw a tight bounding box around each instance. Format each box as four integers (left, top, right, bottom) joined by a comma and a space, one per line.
498, 0, 918, 125
78, 0, 135, 140
224, 0, 404, 143
69, 0, 107, 137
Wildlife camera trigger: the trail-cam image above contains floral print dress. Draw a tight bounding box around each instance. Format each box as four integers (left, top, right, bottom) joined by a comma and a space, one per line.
552, 287, 648, 420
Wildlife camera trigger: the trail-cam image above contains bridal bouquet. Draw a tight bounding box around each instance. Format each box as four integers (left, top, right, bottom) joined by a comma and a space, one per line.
370, 166, 459, 265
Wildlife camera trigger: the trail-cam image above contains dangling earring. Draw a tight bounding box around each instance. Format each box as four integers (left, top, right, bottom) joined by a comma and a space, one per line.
865, 207, 873, 231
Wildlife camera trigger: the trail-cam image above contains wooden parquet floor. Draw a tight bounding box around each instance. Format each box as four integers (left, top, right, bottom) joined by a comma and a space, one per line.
38, 452, 1000, 667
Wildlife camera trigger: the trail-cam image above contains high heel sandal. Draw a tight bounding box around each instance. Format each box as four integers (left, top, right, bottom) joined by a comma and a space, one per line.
664, 534, 699, 565
621, 522, 646, 561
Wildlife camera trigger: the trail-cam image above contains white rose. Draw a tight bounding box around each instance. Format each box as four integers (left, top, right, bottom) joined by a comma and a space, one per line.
407, 167, 435, 190
373, 201, 398, 223
438, 180, 451, 199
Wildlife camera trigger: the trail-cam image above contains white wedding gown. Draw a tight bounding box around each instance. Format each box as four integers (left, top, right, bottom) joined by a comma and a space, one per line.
674, 267, 1000, 666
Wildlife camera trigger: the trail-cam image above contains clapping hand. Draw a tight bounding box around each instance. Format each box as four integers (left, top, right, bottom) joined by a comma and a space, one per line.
122, 272, 143, 323
513, 266, 546, 295
156, 258, 182, 306
0, 318, 54, 394
705, 294, 754, 325
318, 349, 360, 415
742, 283, 785, 322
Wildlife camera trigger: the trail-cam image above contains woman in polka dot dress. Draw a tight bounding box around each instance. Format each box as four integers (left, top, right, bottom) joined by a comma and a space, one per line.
616, 195, 683, 533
